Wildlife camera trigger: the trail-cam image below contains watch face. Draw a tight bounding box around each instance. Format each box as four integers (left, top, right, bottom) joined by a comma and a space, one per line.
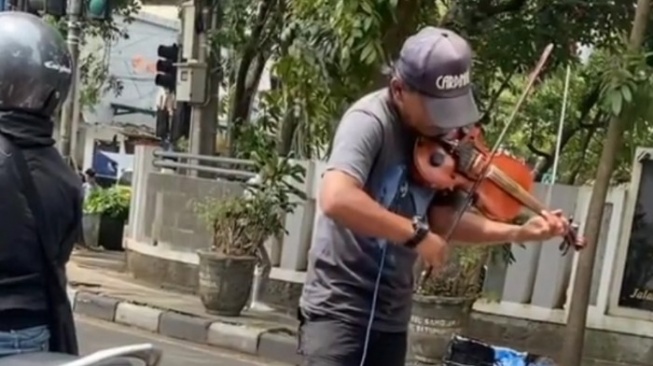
414, 216, 427, 227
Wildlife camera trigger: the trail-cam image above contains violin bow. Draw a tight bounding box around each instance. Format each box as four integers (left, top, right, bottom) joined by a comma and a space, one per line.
417, 44, 555, 290
547, 65, 577, 255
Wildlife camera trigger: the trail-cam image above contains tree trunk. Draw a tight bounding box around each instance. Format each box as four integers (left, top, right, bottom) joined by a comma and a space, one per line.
559, 1, 651, 364
228, 53, 270, 156
276, 107, 299, 155
227, 0, 278, 155
567, 126, 599, 185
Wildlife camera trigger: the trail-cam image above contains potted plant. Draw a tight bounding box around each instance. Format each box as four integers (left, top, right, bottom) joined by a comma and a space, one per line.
409, 214, 524, 364
410, 245, 489, 364
83, 186, 131, 251
194, 153, 306, 317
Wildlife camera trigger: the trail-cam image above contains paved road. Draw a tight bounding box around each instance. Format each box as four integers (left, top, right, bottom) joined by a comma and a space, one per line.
76, 316, 288, 366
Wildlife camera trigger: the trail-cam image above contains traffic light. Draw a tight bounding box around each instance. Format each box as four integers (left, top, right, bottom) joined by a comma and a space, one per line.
86, 0, 111, 20
155, 44, 179, 91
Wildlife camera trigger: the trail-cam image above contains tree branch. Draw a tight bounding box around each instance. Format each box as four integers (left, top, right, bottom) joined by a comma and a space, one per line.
474, 0, 529, 21
576, 83, 601, 127
532, 124, 580, 181
579, 111, 606, 129
527, 119, 552, 162
527, 141, 551, 159
481, 67, 517, 120
530, 79, 604, 180
567, 125, 599, 185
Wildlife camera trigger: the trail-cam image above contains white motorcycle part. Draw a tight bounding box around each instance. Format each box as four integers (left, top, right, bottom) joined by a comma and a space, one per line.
0, 343, 162, 366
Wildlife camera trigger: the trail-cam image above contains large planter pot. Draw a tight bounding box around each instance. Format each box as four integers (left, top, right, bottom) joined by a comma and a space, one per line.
82, 213, 101, 249
409, 294, 476, 365
197, 250, 257, 317
98, 215, 125, 251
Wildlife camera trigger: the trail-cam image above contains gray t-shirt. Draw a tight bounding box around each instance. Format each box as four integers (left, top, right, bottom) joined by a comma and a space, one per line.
300, 89, 437, 332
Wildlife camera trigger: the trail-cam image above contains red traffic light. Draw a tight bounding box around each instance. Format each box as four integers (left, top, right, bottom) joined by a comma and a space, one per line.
157, 44, 179, 61
155, 43, 179, 91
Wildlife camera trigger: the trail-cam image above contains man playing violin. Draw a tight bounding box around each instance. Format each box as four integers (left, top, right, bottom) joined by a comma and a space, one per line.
298, 27, 574, 366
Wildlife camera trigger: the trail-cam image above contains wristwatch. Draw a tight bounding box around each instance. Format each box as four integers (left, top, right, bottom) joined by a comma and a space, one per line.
404, 216, 429, 249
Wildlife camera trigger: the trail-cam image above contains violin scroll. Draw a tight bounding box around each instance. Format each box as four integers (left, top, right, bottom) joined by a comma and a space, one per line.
559, 217, 584, 255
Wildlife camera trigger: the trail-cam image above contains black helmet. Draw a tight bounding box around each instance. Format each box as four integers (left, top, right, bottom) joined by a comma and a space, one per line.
0, 12, 73, 117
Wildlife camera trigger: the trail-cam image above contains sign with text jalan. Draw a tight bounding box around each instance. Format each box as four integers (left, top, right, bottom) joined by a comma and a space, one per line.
619, 160, 653, 312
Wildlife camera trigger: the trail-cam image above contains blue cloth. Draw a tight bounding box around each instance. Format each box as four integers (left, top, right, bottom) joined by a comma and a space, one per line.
0, 325, 50, 357
494, 346, 527, 366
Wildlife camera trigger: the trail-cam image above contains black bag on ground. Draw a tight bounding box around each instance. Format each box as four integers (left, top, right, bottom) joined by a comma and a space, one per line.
444, 335, 495, 366
443, 335, 558, 366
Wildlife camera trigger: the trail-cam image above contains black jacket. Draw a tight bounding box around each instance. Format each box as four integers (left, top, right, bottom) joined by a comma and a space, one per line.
0, 112, 82, 333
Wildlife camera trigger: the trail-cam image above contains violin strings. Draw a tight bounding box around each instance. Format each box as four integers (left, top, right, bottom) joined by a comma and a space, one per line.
491, 168, 577, 247
487, 168, 543, 214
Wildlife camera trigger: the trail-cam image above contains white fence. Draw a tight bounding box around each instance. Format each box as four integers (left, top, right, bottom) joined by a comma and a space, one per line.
127, 145, 653, 339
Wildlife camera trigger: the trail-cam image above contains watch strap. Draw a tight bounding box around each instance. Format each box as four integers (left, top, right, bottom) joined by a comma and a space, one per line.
404, 217, 429, 249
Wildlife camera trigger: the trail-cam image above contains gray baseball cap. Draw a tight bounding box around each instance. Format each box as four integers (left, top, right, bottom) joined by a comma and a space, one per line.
395, 27, 481, 130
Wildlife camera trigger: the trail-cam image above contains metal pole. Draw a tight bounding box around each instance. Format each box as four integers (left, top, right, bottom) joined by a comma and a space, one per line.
187, 11, 205, 175
188, 0, 218, 175
58, 0, 83, 162
203, 1, 219, 155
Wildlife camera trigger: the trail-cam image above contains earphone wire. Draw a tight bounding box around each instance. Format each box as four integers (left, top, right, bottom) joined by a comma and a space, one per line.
360, 244, 388, 366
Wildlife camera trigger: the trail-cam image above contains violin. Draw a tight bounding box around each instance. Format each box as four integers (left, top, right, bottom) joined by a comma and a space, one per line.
412, 124, 584, 253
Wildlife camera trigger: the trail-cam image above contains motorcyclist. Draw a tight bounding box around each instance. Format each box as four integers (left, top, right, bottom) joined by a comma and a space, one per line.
0, 12, 81, 356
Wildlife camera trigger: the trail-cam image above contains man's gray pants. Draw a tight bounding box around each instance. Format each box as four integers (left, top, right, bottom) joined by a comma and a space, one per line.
297, 309, 407, 366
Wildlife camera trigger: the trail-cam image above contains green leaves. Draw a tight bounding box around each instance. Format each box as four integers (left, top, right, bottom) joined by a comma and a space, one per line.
193, 153, 306, 256
79, 51, 124, 109
621, 84, 633, 103
596, 43, 653, 119
195, 89, 307, 255
84, 186, 131, 220
219, 0, 646, 182
59, 0, 139, 109
606, 88, 624, 116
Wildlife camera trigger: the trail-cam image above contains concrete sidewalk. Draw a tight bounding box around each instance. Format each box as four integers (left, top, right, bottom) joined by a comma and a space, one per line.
66, 250, 300, 365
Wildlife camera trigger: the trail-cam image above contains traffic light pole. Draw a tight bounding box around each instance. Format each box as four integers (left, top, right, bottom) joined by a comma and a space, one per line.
58, 0, 83, 168
188, 0, 218, 166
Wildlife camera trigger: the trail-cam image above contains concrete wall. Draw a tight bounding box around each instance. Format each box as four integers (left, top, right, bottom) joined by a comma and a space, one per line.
128, 145, 245, 251
128, 146, 317, 274
137, 172, 244, 251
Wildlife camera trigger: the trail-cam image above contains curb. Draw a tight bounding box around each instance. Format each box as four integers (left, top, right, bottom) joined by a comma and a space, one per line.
67, 288, 300, 365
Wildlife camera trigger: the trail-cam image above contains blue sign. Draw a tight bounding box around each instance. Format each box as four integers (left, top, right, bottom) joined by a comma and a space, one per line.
0, 0, 6, 11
